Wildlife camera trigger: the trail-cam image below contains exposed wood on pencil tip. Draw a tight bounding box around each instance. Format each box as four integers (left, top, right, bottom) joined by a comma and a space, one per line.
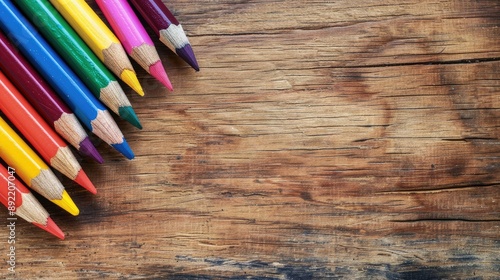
90, 110, 125, 145
30, 168, 65, 201
130, 43, 162, 74
14, 192, 49, 226
1, 165, 63, 239
46, 137, 96, 193
16, 193, 65, 239
30, 169, 80, 216
101, 80, 142, 128
102, 42, 140, 89
128, 44, 173, 90
158, 25, 199, 71
90, 110, 134, 159
54, 113, 103, 163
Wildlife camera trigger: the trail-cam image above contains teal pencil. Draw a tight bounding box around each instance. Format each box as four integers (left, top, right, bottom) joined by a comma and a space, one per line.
0, 0, 134, 159
16, 0, 142, 129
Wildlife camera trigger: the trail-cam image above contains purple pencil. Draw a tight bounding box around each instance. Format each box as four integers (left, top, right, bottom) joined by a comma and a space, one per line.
129, 0, 199, 71
0, 30, 103, 163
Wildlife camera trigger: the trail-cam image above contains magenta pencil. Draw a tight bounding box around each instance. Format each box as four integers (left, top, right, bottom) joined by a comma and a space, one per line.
129, 0, 199, 71
96, 0, 173, 91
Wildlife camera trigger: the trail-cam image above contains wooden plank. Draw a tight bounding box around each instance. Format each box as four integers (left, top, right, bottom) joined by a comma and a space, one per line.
1, 0, 498, 279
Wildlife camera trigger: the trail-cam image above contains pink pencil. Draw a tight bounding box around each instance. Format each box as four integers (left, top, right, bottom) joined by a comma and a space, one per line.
96, 0, 173, 91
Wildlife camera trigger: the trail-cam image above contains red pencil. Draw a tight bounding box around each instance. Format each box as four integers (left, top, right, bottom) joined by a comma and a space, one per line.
0, 30, 103, 164
129, 0, 199, 71
0, 164, 65, 239
0, 71, 97, 194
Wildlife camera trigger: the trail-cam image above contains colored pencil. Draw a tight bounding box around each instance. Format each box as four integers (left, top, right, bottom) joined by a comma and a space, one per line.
0, 71, 97, 194
0, 116, 79, 216
0, 31, 103, 163
96, 0, 173, 91
0, 0, 134, 160
129, 0, 199, 71
0, 164, 65, 239
49, 0, 144, 96
16, 0, 142, 129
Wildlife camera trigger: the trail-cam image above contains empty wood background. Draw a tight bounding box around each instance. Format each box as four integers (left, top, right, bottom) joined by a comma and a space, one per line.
1, 0, 499, 279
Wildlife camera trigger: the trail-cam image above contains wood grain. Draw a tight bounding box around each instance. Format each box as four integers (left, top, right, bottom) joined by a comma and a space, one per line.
1, 0, 499, 279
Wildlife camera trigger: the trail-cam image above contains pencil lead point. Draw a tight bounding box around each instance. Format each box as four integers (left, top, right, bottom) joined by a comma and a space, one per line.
74, 170, 97, 194
79, 137, 104, 164
149, 61, 173, 91
119, 106, 142, 129
111, 138, 135, 160
176, 44, 199, 71
52, 190, 80, 216
33, 218, 65, 240
121, 69, 144, 96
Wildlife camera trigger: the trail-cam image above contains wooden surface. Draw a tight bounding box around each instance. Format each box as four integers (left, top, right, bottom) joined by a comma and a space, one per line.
2, 0, 499, 279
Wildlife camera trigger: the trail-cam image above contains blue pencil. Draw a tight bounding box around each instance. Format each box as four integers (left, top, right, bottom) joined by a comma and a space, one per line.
0, 0, 134, 159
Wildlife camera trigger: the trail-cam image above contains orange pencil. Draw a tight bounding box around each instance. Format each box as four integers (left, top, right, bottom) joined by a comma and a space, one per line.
0, 164, 64, 239
0, 71, 96, 194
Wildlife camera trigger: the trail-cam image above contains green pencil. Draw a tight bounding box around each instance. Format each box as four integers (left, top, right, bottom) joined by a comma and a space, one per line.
17, 0, 142, 129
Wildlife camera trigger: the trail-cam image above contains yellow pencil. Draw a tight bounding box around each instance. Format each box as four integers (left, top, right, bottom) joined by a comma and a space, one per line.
0, 116, 79, 216
49, 0, 144, 96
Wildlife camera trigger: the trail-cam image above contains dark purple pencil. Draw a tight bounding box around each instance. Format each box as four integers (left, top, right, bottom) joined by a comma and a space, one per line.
0, 30, 103, 163
129, 0, 199, 71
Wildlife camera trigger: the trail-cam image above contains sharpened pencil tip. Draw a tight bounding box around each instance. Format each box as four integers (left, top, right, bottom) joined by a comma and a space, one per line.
52, 190, 80, 216
33, 218, 65, 240
119, 106, 142, 129
74, 170, 97, 194
149, 61, 173, 91
121, 69, 144, 96
176, 44, 199, 71
80, 137, 104, 164
111, 138, 135, 159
